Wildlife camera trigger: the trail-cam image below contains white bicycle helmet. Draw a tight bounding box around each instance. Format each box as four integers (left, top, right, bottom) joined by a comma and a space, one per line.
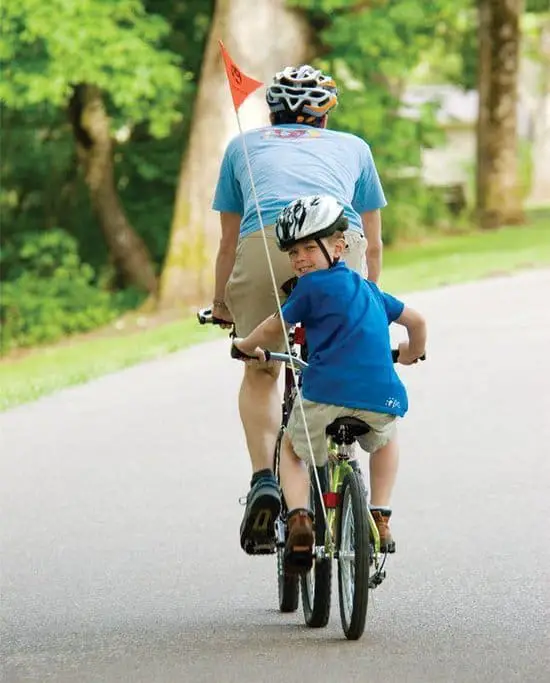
266, 65, 338, 120
275, 195, 348, 254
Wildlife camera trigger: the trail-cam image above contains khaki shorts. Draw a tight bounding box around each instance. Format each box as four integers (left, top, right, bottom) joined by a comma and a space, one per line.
286, 399, 397, 466
225, 226, 366, 339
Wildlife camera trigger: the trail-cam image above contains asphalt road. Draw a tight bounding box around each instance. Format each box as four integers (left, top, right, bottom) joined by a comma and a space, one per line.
1, 270, 549, 683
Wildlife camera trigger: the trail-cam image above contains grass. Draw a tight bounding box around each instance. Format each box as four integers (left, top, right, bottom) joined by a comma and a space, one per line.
380, 208, 550, 293
1, 209, 549, 412
0, 317, 222, 411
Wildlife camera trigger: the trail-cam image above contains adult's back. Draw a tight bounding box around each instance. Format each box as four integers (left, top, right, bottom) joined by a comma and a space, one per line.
214, 124, 385, 237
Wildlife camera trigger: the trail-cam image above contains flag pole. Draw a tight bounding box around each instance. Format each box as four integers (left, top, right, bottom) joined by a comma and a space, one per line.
219, 42, 331, 536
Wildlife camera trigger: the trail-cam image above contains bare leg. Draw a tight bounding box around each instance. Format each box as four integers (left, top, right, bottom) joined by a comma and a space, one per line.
279, 433, 309, 510
239, 363, 282, 473
369, 436, 399, 507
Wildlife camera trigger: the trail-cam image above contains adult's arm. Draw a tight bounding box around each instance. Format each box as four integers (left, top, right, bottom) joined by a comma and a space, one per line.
361, 209, 383, 283
212, 211, 241, 321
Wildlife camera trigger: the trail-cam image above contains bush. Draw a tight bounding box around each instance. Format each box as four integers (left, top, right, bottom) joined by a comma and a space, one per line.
382, 180, 460, 245
1, 230, 123, 352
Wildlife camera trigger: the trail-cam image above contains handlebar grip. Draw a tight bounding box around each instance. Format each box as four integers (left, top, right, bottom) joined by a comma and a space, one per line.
197, 309, 211, 325
197, 308, 234, 327
230, 344, 271, 362
392, 349, 426, 363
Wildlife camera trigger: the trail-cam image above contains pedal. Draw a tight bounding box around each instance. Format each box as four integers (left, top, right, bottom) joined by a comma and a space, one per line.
244, 538, 277, 555
252, 509, 273, 534
369, 569, 386, 588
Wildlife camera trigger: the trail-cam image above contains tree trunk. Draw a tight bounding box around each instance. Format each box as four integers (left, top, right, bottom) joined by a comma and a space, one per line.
157, 0, 314, 309
68, 85, 158, 294
529, 18, 550, 204
476, 0, 525, 229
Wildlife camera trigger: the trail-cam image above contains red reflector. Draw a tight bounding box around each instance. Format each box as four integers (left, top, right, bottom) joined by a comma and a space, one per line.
323, 492, 341, 508
294, 327, 306, 345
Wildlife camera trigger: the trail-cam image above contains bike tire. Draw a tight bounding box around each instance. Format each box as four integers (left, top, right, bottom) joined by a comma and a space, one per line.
277, 539, 300, 612
274, 430, 299, 613
277, 498, 299, 612
301, 465, 332, 628
337, 471, 370, 640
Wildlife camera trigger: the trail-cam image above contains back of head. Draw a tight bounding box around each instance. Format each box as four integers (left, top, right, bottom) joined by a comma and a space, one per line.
275, 195, 348, 251
266, 65, 338, 126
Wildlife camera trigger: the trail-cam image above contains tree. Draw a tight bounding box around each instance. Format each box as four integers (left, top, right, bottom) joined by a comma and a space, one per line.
476, 0, 525, 228
1, 0, 186, 292
523, 6, 550, 203
286, 0, 467, 240
68, 85, 157, 293
157, 0, 314, 308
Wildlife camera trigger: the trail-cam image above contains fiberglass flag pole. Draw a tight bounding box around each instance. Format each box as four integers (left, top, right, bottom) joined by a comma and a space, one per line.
219, 42, 332, 539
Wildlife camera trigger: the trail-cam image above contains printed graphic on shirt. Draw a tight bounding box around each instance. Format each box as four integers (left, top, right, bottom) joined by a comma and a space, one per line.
260, 128, 322, 140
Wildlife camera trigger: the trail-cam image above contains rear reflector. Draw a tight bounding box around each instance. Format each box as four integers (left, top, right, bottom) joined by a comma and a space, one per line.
323, 492, 341, 508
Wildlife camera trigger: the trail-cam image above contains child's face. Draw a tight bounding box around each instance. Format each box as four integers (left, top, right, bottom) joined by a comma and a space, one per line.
288, 238, 343, 277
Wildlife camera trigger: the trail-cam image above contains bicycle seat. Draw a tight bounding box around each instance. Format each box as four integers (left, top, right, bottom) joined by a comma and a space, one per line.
326, 416, 370, 444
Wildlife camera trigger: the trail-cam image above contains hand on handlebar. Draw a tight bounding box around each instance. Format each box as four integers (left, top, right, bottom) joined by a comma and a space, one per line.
396, 341, 425, 366
232, 338, 267, 363
212, 302, 234, 330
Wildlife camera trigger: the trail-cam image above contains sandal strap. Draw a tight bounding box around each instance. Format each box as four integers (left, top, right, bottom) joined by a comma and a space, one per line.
287, 507, 314, 521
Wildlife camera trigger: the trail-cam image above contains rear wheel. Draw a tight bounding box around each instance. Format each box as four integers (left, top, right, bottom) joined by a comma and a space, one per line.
274, 430, 299, 613
301, 465, 331, 627
337, 472, 370, 640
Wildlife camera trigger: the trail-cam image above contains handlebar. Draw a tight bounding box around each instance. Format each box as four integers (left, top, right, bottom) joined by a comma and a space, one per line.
391, 349, 426, 363
230, 343, 308, 369
198, 307, 425, 366
197, 307, 234, 327
231, 345, 424, 368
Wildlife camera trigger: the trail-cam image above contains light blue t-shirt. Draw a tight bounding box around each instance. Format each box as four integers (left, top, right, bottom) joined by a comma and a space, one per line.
212, 124, 387, 237
281, 262, 408, 417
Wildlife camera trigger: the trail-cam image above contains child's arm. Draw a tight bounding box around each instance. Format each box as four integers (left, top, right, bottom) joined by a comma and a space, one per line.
394, 305, 427, 365
233, 313, 289, 362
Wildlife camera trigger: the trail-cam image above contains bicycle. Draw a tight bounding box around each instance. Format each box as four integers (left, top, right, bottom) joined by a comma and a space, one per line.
245, 346, 390, 641
197, 306, 419, 640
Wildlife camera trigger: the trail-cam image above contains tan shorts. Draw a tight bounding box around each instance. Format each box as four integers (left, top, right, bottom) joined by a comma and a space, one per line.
225, 226, 366, 339
286, 399, 397, 466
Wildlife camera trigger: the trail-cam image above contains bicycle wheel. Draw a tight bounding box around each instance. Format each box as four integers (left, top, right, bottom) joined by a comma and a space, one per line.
274, 430, 299, 613
337, 471, 370, 640
276, 507, 299, 612
301, 465, 332, 627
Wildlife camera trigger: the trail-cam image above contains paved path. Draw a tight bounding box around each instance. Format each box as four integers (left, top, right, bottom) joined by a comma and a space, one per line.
1, 270, 549, 683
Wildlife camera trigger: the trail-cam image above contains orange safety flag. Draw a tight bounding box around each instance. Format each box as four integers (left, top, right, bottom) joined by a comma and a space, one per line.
219, 40, 263, 111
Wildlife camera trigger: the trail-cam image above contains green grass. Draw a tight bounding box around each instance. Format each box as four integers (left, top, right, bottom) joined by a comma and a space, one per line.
1, 210, 549, 412
0, 317, 223, 411
380, 209, 550, 293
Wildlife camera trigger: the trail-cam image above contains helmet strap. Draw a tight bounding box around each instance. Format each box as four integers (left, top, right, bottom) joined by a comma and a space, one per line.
315, 238, 336, 268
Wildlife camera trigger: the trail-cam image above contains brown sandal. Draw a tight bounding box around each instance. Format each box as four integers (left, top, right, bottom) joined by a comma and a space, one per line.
284, 508, 314, 575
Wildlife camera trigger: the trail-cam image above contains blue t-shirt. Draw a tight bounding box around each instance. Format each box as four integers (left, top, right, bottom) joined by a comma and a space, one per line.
212, 124, 386, 237
281, 262, 408, 417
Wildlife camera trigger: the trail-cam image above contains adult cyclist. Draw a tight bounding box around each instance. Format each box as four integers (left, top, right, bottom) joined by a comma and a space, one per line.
211, 64, 388, 554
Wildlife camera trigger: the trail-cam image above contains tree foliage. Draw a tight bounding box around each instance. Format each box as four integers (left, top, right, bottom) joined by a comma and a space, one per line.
1, 0, 214, 349
1, 0, 187, 136
289, 0, 466, 239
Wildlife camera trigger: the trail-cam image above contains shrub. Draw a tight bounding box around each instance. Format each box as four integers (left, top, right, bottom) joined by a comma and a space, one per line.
1, 230, 123, 352
382, 180, 460, 245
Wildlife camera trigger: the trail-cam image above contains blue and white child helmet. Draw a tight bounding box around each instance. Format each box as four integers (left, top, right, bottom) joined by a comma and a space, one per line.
275, 195, 348, 252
